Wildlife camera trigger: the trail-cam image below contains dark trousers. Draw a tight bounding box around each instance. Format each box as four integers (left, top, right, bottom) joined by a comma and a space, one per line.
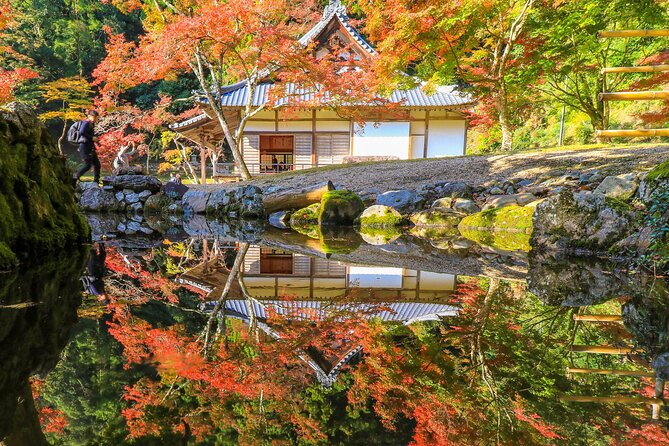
76, 149, 101, 182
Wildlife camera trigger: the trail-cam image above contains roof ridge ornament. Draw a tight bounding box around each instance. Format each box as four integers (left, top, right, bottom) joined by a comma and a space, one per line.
323, 0, 348, 20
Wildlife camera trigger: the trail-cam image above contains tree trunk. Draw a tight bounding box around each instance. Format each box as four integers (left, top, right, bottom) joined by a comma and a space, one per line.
497, 82, 513, 152
57, 120, 67, 156
232, 135, 251, 179
499, 106, 513, 152
263, 181, 334, 213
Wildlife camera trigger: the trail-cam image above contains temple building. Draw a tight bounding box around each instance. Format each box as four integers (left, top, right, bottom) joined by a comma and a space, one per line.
171, 0, 473, 175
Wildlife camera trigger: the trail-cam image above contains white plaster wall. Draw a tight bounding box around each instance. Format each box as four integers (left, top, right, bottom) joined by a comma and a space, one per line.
410, 135, 425, 159
348, 267, 404, 288
426, 120, 466, 157
245, 121, 275, 132
316, 120, 350, 132
278, 121, 311, 132
352, 122, 410, 159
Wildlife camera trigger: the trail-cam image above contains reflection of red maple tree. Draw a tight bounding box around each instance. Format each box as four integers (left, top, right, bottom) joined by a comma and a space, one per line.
31, 378, 69, 435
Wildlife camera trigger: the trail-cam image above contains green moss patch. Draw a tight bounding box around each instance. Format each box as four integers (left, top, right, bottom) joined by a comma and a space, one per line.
0, 242, 18, 270
459, 205, 534, 233
459, 227, 531, 252
647, 159, 669, 183
359, 210, 403, 228
457, 205, 534, 252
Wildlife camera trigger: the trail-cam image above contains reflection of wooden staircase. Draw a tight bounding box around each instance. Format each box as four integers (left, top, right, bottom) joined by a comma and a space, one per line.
597, 29, 669, 139
562, 309, 665, 420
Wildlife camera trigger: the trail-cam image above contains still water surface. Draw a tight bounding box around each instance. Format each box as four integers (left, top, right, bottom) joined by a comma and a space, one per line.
1, 217, 668, 445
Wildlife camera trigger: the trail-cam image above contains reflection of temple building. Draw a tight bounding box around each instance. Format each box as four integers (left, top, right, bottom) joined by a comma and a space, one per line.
178, 246, 459, 385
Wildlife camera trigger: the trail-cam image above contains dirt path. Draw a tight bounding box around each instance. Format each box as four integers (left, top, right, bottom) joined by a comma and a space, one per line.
194, 144, 669, 193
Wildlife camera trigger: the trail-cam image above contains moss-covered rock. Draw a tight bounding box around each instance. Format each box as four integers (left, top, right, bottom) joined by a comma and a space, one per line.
318, 190, 364, 226
359, 205, 404, 228
646, 159, 669, 183
290, 203, 320, 228
410, 208, 466, 227
530, 190, 638, 253
457, 205, 534, 252
144, 192, 176, 215
0, 103, 89, 269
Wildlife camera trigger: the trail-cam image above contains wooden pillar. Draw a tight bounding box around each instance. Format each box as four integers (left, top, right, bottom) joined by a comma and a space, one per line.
423, 110, 430, 158
200, 131, 207, 185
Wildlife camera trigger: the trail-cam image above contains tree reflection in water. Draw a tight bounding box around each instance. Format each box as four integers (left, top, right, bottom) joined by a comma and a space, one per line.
28, 239, 669, 445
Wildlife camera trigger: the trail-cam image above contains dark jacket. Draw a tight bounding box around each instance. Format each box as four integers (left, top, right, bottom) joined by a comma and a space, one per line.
78, 120, 96, 154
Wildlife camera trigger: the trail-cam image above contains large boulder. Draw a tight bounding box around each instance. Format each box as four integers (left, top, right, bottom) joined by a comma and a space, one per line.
530, 191, 638, 253
593, 175, 638, 201
101, 174, 162, 193
318, 190, 364, 226
527, 251, 650, 306
0, 102, 89, 269
205, 185, 264, 219
78, 186, 122, 212
182, 189, 211, 214
163, 181, 189, 200
376, 190, 424, 214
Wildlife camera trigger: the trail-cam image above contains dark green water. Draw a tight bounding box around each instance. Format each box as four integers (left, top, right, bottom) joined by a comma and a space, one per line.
1, 217, 668, 446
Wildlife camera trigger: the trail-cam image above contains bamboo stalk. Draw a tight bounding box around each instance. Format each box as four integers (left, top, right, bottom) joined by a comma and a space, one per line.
560, 395, 664, 404
599, 29, 669, 38
573, 314, 623, 323
601, 65, 669, 74
599, 91, 669, 101
567, 367, 654, 377
596, 129, 669, 138
570, 345, 632, 355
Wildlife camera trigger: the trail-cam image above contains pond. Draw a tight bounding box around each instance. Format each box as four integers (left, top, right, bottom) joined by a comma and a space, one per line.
1, 215, 668, 445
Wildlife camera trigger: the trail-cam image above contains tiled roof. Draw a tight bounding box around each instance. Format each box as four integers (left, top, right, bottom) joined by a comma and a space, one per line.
220, 299, 458, 324
298, 0, 376, 56
170, 113, 210, 130
211, 81, 472, 108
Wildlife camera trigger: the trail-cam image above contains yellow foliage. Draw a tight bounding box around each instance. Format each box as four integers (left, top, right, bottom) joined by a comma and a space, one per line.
39, 76, 93, 123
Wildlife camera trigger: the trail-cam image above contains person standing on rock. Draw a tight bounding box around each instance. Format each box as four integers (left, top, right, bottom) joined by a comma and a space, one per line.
74, 110, 101, 184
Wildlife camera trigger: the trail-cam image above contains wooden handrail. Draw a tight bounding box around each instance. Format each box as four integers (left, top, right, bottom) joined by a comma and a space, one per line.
560, 395, 664, 404
573, 314, 623, 323
599, 29, 669, 38
602, 65, 669, 74
599, 91, 669, 101
567, 367, 654, 377
570, 345, 632, 354
596, 129, 669, 138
